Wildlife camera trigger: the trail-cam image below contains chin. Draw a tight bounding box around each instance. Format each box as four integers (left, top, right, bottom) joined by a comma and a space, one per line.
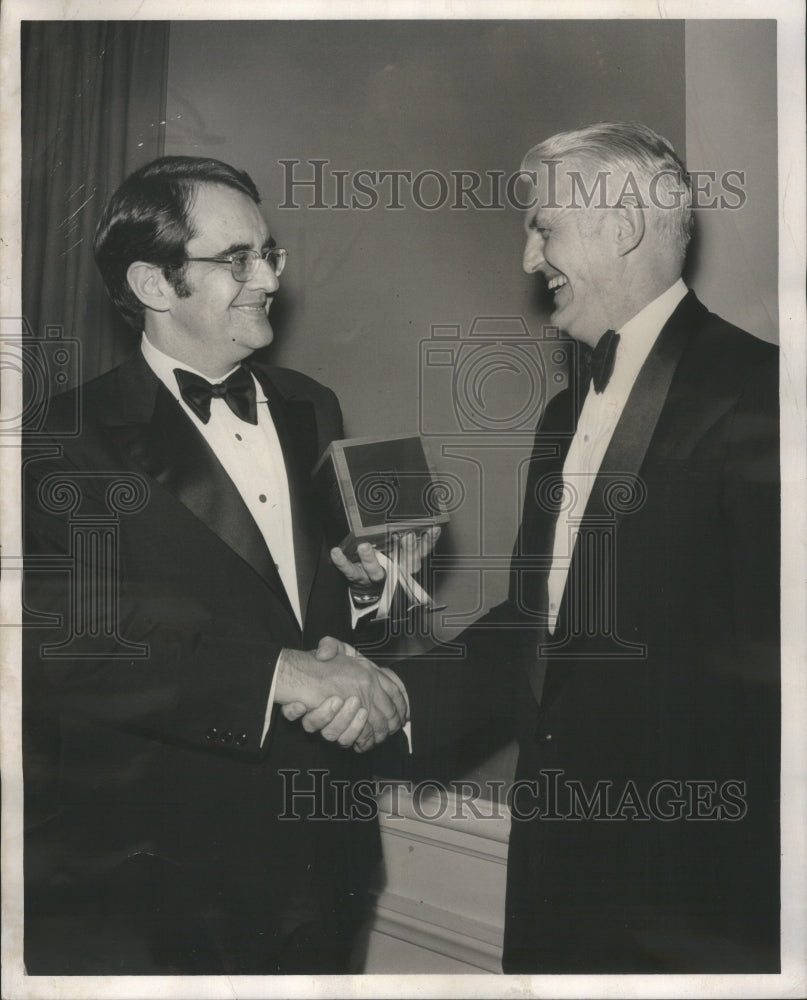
247, 323, 275, 350
550, 308, 573, 339
553, 310, 588, 344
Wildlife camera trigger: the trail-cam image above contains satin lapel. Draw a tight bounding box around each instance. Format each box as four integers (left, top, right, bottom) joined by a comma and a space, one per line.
99, 355, 292, 606
513, 387, 579, 613
583, 292, 698, 523
249, 365, 322, 627
544, 293, 698, 702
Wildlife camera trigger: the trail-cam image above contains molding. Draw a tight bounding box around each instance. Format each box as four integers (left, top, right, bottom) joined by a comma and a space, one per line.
369, 891, 503, 973
364, 786, 511, 972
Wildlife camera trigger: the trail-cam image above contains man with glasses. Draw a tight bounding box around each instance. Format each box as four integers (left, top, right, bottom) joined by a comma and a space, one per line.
22, 156, 407, 974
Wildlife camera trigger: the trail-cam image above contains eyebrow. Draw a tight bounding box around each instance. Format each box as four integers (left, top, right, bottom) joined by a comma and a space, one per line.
215, 236, 277, 256
528, 209, 569, 232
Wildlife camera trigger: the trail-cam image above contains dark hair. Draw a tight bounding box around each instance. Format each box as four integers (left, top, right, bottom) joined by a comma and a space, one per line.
93, 156, 261, 330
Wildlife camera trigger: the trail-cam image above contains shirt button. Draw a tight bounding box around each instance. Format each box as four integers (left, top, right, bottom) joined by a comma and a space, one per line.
259, 494, 267, 503
235, 433, 242, 441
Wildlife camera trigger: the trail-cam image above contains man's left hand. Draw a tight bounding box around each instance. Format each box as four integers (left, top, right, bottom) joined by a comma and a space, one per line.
330, 526, 441, 592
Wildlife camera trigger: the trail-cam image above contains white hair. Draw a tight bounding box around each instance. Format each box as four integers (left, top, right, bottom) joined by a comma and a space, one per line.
521, 121, 694, 265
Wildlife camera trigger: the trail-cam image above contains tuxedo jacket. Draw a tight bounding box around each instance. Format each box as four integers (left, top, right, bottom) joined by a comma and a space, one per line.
22, 352, 379, 974
400, 292, 780, 973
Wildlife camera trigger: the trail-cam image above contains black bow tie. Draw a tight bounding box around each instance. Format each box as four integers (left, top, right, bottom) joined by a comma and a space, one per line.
174, 365, 258, 425
583, 329, 620, 394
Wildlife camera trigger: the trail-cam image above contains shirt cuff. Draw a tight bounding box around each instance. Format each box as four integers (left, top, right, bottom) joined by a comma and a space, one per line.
261, 653, 281, 747
350, 595, 381, 629
384, 669, 412, 753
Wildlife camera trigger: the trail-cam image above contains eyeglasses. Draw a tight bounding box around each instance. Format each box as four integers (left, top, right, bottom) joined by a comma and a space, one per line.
181, 247, 288, 281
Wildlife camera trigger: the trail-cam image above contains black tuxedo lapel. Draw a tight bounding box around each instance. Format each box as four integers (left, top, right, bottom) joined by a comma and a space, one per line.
98, 353, 295, 614
247, 363, 323, 626
583, 291, 697, 524
543, 291, 697, 695
512, 388, 579, 616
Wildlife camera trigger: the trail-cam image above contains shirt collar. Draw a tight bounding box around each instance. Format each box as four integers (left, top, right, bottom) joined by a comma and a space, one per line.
617, 278, 688, 344
608, 278, 688, 390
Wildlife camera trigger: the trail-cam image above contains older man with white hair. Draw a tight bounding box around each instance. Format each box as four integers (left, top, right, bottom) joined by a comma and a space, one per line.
306, 121, 780, 973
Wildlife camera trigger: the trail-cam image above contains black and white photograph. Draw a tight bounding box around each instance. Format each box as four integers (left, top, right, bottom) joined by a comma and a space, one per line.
1, 1, 804, 997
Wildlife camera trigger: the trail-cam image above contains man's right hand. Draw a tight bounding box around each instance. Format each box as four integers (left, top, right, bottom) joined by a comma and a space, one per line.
275, 643, 406, 749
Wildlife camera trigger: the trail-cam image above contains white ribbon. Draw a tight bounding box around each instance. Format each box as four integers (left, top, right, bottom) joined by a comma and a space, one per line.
374, 535, 434, 619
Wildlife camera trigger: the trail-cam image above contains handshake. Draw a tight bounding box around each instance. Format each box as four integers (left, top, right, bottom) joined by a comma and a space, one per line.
275, 637, 407, 754
274, 530, 438, 752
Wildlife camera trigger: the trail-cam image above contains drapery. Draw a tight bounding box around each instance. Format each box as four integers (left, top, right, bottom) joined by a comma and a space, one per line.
21, 21, 170, 389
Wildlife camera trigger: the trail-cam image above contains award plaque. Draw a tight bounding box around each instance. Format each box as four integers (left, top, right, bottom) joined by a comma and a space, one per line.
312, 434, 450, 557
312, 434, 449, 615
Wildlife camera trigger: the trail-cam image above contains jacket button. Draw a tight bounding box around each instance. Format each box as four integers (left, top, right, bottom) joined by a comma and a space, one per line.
535, 731, 553, 744
220, 731, 233, 744
205, 728, 218, 741
235, 733, 248, 747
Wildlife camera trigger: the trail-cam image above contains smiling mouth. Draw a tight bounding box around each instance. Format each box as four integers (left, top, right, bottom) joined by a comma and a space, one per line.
235, 299, 272, 314
547, 274, 568, 295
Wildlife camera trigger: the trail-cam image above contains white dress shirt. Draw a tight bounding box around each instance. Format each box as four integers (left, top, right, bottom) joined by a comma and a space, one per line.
141, 333, 300, 741
545, 279, 688, 633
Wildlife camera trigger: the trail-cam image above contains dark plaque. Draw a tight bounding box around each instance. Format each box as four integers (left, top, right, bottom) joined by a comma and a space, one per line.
312, 434, 450, 559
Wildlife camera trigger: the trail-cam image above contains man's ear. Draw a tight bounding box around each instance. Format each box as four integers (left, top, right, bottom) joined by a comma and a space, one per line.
612, 201, 645, 257
126, 261, 172, 313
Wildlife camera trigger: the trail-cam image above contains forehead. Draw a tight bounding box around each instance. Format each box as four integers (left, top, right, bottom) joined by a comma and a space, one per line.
186, 182, 268, 251
522, 159, 596, 233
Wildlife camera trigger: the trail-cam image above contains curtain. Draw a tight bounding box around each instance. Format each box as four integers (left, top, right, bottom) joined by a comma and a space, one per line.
21, 21, 170, 389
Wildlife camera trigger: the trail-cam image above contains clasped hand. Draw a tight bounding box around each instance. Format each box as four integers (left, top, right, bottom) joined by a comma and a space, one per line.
276, 531, 431, 751
277, 639, 407, 753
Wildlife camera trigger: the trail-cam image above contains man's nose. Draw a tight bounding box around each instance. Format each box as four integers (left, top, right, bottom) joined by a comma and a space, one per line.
249, 257, 280, 292
523, 233, 545, 274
